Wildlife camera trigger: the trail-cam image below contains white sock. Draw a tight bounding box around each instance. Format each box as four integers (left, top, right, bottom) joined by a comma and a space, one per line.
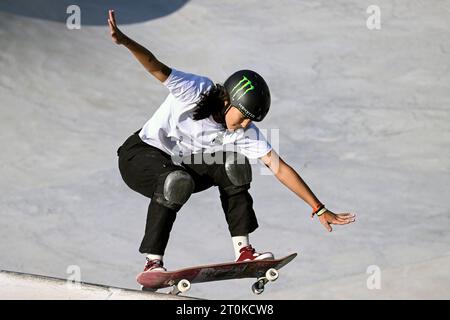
232, 235, 249, 260
146, 254, 163, 262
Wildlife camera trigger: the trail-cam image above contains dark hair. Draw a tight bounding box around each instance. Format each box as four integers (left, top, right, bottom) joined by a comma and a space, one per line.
192, 83, 229, 123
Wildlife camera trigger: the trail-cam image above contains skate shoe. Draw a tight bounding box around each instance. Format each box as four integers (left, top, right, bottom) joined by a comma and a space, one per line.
144, 258, 166, 272
235, 245, 274, 262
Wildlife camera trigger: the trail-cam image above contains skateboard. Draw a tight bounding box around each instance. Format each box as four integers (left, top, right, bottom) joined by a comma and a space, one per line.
136, 253, 297, 295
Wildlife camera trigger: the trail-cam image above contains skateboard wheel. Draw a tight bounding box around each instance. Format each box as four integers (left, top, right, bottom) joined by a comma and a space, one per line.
177, 279, 191, 293
251, 281, 265, 295
265, 268, 279, 282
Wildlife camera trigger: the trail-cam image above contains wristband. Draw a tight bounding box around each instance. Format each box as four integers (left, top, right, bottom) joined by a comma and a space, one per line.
315, 207, 328, 216
312, 203, 324, 213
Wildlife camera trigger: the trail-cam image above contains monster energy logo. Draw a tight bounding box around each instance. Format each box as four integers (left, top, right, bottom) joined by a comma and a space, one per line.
230, 76, 254, 100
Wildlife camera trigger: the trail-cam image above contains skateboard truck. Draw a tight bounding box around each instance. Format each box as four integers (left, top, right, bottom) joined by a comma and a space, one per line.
251, 268, 279, 295
168, 279, 191, 295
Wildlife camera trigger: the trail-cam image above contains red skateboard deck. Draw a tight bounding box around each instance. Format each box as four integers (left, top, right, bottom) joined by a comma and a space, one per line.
136, 253, 297, 294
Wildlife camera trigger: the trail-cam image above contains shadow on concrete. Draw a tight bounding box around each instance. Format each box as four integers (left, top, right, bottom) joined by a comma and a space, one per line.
0, 0, 189, 25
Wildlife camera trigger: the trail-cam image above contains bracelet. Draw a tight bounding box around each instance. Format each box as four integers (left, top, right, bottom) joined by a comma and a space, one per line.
312, 203, 324, 213
315, 207, 328, 216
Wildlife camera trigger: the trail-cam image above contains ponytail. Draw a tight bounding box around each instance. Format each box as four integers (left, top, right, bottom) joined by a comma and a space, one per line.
192, 84, 229, 123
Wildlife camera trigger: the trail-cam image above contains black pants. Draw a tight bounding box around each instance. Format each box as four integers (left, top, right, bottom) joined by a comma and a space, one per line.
117, 131, 258, 255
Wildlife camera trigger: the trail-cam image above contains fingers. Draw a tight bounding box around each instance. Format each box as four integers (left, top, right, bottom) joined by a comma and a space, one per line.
332, 219, 352, 225
108, 10, 116, 26
338, 213, 355, 218
108, 10, 118, 32
108, 19, 117, 43
107, 10, 119, 43
336, 217, 355, 223
108, 18, 114, 31
336, 213, 356, 222
330, 213, 356, 227
320, 219, 332, 232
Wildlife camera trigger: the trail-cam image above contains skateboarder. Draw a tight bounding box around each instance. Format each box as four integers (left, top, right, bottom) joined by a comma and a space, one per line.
109, 10, 356, 273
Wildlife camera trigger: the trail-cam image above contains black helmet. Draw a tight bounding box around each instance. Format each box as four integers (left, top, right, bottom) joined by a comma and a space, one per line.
223, 70, 271, 122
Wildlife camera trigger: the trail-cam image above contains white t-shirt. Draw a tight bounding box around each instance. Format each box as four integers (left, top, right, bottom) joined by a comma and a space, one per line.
139, 68, 272, 163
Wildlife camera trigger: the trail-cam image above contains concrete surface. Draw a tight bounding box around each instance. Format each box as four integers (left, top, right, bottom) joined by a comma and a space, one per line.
0, 270, 195, 300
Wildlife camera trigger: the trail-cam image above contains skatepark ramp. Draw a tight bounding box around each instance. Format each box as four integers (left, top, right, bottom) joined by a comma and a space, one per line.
0, 270, 194, 300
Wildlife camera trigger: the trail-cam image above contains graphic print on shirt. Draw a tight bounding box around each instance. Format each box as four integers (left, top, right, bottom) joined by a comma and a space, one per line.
211, 131, 225, 146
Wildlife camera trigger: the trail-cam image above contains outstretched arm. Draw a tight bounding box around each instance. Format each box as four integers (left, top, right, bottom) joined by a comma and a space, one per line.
108, 10, 171, 82
260, 150, 356, 232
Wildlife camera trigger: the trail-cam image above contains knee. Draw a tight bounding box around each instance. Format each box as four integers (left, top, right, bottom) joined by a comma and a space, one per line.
222, 152, 252, 196
153, 170, 195, 211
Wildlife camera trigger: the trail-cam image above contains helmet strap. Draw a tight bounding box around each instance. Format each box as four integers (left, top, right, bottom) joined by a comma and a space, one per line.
224, 104, 232, 115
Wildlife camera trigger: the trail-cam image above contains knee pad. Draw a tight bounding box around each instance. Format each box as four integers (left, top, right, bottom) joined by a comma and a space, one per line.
222, 153, 252, 196
154, 170, 195, 211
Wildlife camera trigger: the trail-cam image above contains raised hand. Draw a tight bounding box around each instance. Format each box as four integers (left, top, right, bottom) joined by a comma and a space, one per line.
108, 10, 128, 45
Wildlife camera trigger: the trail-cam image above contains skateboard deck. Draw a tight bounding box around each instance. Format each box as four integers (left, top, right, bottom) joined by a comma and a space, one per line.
137, 253, 297, 295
